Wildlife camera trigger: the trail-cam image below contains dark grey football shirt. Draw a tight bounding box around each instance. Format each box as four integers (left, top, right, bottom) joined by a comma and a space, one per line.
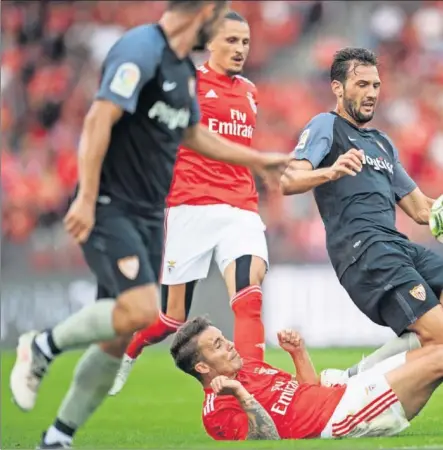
93, 24, 200, 220
292, 112, 417, 278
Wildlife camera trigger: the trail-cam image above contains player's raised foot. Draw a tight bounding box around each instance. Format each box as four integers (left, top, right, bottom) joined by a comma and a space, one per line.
10, 331, 50, 411
108, 354, 135, 396
320, 368, 350, 387
36, 432, 72, 449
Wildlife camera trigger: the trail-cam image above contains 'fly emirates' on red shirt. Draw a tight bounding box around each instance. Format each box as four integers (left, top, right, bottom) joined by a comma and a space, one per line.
167, 63, 259, 212
202, 358, 346, 440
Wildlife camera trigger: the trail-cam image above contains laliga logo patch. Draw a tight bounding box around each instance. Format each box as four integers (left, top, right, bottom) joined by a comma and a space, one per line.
246, 92, 257, 115
295, 129, 310, 151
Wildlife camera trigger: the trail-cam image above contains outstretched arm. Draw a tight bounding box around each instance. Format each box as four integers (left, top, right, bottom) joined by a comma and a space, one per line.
278, 330, 319, 385
183, 123, 289, 172
398, 187, 435, 225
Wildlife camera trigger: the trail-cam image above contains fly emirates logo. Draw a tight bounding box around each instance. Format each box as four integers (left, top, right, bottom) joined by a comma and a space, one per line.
208, 109, 253, 139
270, 378, 299, 416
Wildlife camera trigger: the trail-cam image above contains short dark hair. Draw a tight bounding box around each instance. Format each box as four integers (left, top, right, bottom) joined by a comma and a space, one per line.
170, 316, 212, 381
167, 1, 227, 12
224, 10, 247, 23
330, 47, 378, 84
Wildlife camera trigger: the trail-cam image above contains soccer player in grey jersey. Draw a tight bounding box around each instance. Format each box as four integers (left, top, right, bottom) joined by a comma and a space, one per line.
9, 2, 290, 448
281, 48, 443, 383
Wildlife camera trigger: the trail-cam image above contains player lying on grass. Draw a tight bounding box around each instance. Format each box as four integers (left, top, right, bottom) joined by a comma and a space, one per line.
171, 316, 443, 440
109, 10, 270, 396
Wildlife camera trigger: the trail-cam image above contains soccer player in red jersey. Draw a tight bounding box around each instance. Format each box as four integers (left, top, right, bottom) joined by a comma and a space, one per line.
171, 316, 443, 441
109, 10, 271, 395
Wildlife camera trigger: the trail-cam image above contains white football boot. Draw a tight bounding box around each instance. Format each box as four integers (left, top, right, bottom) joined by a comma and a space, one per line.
108, 354, 135, 396
10, 331, 50, 411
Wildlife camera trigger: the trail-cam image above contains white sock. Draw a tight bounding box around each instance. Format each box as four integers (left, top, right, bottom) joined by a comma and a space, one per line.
44, 425, 72, 445
35, 332, 54, 360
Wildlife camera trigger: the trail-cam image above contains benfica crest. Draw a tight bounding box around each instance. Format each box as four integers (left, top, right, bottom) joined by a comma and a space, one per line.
409, 284, 426, 301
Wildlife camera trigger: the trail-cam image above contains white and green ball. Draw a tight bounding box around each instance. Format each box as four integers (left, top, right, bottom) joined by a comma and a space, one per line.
429, 195, 443, 243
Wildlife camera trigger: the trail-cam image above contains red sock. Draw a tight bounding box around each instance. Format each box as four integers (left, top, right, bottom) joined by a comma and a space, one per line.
125, 312, 183, 359
231, 285, 265, 361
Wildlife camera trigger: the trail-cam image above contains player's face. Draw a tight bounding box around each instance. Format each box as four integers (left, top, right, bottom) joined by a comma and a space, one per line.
195, 326, 243, 378
340, 63, 381, 125
208, 19, 250, 76
193, 2, 230, 51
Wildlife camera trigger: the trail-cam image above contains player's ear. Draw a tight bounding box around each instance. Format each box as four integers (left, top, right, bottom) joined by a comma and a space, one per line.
331, 80, 344, 98
207, 39, 215, 52
195, 361, 210, 376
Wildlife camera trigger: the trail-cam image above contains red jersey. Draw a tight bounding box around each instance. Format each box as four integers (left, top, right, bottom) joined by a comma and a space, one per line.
166, 63, 259, 212
202, 358, 346, 440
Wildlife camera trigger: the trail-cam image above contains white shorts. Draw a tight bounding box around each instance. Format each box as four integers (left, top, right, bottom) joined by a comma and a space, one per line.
161, 204, 268, 285
321, 353, 410, 439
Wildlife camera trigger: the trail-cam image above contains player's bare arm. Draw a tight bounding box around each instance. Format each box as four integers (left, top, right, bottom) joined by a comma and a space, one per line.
398, 187, 436, 225
183, 123, 289, 172
280, 149, 364, 195
211, 376, 280, 440
64, 100, 123, 243
278, 330, 319, 385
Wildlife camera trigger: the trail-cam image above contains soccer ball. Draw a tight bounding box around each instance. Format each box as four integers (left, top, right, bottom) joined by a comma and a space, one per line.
429, 195, 443, 243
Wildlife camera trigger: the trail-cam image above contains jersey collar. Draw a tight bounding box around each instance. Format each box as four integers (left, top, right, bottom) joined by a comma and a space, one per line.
204, 62, 236, 85
330, 111, 377, 133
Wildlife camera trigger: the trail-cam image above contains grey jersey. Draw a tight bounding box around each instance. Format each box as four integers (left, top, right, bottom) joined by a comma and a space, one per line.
293, 112, 417, 278
92, 24, 200, 220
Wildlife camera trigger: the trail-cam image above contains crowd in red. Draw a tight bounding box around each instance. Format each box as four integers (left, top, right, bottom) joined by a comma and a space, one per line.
2, 1, 442, 263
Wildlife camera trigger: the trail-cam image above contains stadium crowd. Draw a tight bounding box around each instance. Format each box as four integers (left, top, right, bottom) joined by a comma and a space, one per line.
2, 0, 443, 264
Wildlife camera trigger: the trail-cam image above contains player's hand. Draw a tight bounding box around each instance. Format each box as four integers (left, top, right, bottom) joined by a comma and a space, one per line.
257, 152, 291, 171
277, 329, 305, 354
255, 152, 291, 191
210, 376, 244, 397
328, 149, 364, 181
64, 197, 96, 244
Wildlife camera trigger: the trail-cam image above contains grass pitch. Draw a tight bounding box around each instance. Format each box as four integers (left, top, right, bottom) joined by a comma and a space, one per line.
2, 347, 442, 449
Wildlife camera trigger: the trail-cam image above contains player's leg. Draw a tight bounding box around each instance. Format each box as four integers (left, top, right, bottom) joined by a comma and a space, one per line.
35, 217, 163, 448
344, 241, 439, 344
383, 345, 443, 420
109, 205, 215, 395
321, 331, 421, 386
215, 207, 268, 360
406, 243, 443, 346
41, 332, 130, 447
108, 282, 196, 396
322, 346, 443, 439
10, 211, 160, 412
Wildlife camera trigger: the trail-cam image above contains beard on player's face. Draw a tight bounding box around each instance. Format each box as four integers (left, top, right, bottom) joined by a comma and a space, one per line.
343, 93, 375, 124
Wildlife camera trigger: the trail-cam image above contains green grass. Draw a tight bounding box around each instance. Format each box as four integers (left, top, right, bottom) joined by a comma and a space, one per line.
2, 348, 442, 449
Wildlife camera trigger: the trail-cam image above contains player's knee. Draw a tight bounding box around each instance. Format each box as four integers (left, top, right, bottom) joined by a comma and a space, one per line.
249, 261, 266, 286
116, 285, 160, 332
99, 336, 131, 358
414, 325, 443, 347
423, 345, 443, 377
234, 255, 266, 292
